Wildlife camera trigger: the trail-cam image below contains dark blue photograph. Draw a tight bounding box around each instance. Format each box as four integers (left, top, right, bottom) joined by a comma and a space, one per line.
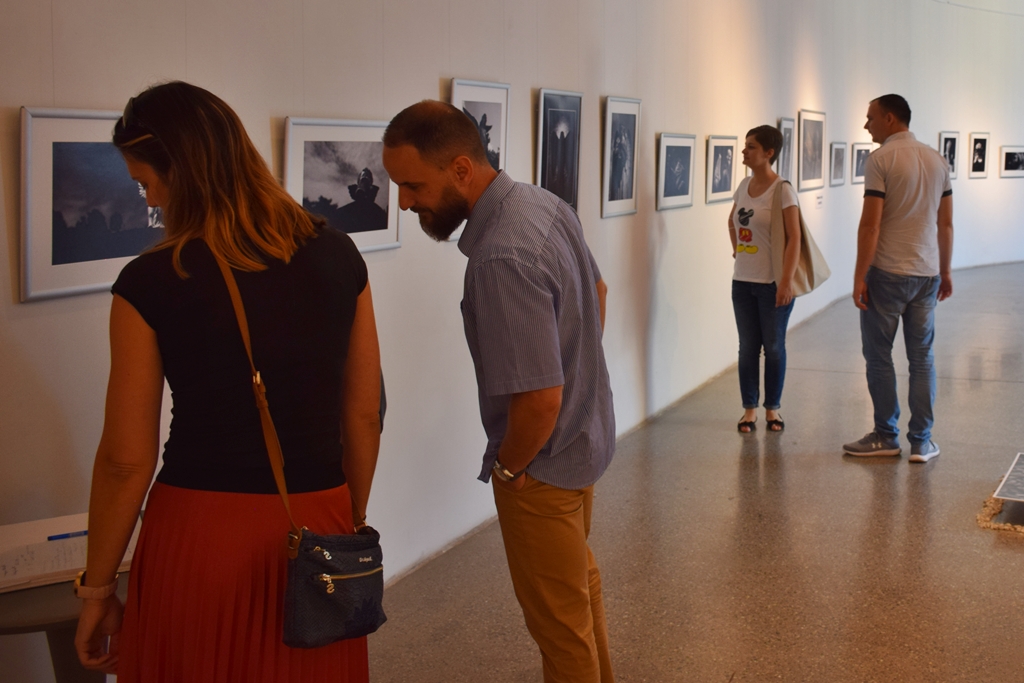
51, 142, 163, 265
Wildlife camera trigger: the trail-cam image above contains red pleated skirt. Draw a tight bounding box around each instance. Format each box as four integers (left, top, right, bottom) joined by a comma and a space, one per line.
118, 482, 369, 683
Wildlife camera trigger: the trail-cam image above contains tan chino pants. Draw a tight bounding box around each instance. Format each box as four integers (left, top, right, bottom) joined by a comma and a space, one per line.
492, 475, 614, 683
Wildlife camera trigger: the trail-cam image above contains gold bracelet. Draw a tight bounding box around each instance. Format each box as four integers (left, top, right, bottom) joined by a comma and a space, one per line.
73, 571, 119, 599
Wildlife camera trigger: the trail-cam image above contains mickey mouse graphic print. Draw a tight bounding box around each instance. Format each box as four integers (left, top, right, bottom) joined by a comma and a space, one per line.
731, 176, 798, 284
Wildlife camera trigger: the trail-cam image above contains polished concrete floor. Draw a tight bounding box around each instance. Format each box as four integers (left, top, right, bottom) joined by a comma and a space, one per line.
370, 263, 1024, 682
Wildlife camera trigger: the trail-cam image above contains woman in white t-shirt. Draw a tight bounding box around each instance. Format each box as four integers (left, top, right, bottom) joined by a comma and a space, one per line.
728, 125, 802, 433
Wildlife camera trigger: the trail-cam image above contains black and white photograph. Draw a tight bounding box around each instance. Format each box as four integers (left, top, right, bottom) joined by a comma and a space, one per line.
969, 132, 989, 179
20, 108, 166, 302
302, 141, 389, 234
602, 96, 641, 217
656, 133, 696, 210
798, 109, 825, 192
777, 117, 795, 183
1000, 145, 1024, 178
830, 142, 846, 186
938, 131, 959, 180
462, 101, 501, 171
537, 88, 583, 210
284, 117, 399, 253
451, 79, 509, 174
51, 141, 162, 265
705, 135, 737, 204
851, 142, 872, 184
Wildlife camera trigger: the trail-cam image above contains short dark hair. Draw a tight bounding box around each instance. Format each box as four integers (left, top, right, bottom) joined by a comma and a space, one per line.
746, 125, 784, 164
383, 100, 490, 167
872, 94, 911, 125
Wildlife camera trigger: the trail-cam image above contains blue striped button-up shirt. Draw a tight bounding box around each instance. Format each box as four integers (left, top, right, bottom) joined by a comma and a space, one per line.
459, 172, 615, 490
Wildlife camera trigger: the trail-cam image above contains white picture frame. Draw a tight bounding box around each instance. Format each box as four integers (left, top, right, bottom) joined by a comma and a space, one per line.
20, 107, 165, 303
999, 145, 1024, 179
536, 88, 583, 210
798, 109, 826, 192
830, 142, 847, 187
851, 142, 873, 184
601, 96, 641, 217
705, 135, 737, 204
656, 133, 696, 210
938, 131, 959, 180
284, 117, 399, 253
969, 132, 990, 179
776, 117, 796, 184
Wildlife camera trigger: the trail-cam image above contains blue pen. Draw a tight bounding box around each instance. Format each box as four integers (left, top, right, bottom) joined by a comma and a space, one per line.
47, 530, 88, 541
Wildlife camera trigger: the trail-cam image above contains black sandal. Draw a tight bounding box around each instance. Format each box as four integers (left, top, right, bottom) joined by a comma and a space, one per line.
766, 418, 785, 432
737, 420, 757, 433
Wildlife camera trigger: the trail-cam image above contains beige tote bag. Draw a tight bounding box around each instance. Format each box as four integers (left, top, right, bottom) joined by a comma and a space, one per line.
769, 181, 831, 296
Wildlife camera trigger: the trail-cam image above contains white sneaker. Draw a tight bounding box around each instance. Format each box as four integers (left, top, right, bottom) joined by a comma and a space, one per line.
909, 440, 940, 463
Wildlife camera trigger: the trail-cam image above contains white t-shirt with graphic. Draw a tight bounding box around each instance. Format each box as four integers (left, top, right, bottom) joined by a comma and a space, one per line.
731, 177, 799, 284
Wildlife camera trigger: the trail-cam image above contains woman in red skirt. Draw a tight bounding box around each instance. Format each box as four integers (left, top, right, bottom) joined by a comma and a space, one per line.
73, 81, 381, 682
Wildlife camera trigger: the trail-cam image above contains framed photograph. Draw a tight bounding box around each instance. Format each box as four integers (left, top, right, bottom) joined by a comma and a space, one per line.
656, 133, 696, 210
601, 96, 641, 218
851, 142, 873, 184
537, 88, 583, 210
20, 108, 166, 303
830, 143, 847, 186
776, 117, 795, 183
1000, 146, 1024, 178
798, 109, 826, 192
938, 131, 959, 180
705, 135, 737, 204
969, 132, 990, 179
450, 79, 510, 240
284, 117, 399, 253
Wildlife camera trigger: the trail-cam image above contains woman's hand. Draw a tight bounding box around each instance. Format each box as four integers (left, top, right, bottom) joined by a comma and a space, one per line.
75, 595, 124, 673
776, 280, 795, 307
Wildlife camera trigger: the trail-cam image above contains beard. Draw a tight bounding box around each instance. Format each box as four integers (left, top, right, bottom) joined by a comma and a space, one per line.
415, 183, 470, 242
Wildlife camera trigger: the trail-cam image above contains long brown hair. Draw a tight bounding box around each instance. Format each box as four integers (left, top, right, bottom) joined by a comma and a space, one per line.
113, 81, 322, 275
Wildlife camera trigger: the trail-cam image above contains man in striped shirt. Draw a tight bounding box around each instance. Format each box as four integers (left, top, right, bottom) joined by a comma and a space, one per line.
384, 101, 616, 683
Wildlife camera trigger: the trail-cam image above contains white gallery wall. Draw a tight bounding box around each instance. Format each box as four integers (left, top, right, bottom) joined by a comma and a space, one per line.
1, 0, 1023, 678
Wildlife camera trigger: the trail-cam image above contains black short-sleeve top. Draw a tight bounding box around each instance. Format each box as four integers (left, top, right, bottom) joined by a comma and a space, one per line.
111, 227, 368, 493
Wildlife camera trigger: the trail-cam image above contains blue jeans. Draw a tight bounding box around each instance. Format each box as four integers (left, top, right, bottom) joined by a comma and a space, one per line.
732, 280, 795, 410
860, 267, 940, 444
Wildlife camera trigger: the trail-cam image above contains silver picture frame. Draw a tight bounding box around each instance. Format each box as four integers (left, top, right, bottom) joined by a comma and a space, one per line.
656, 133, 696, 210
601, 96, 641, 217
283, 117, 400, 253
20, 107, 164, 303
705, 135, 737, 204
798, 109, 826, 192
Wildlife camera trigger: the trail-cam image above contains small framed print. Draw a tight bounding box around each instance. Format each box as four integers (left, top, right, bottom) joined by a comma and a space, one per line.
776, 117, 796, 183
938, 131, 959, 180
798, 109, 825, 192
705, 135, 737, 204
20, 107, 166, 302
851, 142, 873, 184
656, 133, 696, 210
969, 132, 990, 179
284, 117, 399, 253
451, 79, 510, 173
999, 146, 1024, 178
537, 88, 583, 210
450, 79, 510, 240
602, 96, 641, 217
830, 142, 847, 186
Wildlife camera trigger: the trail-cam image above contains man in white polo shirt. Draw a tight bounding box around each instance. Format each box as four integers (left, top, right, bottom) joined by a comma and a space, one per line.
843, 94, 954, 462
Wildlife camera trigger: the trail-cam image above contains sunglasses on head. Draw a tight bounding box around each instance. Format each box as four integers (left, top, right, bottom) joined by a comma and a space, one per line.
120, 96, 155, 145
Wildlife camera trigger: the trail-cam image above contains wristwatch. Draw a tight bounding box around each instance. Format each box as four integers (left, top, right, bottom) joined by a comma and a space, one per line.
492, 459, 523, 482
73, 571, 119, 600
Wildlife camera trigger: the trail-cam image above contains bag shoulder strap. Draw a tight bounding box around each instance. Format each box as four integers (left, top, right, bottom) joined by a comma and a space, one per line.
215, 257, 303, 559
